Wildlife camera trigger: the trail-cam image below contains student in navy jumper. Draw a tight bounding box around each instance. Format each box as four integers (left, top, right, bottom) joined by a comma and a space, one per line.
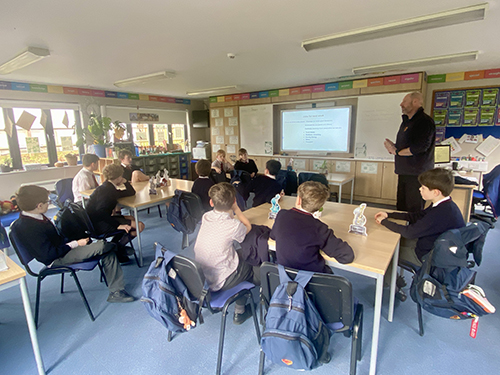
234, 148, 258, 177
12, 185, 134, 303
375, 168, 465, 298
246, 159, 283, 207
191, 159, 215, 212
271, 181, 354, 273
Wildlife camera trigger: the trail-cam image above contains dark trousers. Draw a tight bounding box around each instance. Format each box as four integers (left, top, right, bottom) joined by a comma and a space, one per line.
397, 175, 424, 212
221, 252, 260, 312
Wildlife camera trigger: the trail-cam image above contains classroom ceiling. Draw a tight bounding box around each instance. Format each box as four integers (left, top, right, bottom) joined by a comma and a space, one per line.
1, 0, 499, 99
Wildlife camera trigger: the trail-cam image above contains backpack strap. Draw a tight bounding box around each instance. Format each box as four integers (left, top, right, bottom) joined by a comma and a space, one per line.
278, 264, 314, 288
196, 280, 210, 325
154, 242, 176, 267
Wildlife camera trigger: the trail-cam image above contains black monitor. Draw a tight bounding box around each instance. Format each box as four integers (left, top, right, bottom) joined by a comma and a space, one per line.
192, 110, 209, 128
435, 144, 451, 164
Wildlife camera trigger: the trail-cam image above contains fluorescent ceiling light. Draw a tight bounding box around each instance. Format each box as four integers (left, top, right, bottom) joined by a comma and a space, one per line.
0, 47, 50, 74
352, 51, 479, 75
302, 3, 487, 51
186, 85, 238, 96
114, 71, 176, 87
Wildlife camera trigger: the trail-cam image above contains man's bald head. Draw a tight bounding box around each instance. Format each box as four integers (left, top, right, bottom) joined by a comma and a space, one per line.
401, 92, 423, 118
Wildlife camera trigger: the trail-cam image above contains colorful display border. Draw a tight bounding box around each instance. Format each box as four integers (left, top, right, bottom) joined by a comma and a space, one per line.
0, 80, 191, 105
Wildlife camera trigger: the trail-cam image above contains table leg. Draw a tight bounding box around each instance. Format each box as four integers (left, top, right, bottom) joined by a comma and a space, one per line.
388, 240, 400, 322
369, 274, 384, 375
133, 207, 143, 267
19, 277, 45, 375
338, 184, 342, 203
350, 179, 354, 204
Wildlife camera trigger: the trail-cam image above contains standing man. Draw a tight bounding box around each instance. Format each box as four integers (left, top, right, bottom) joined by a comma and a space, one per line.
384, 92, 435, 212
72, 153, 100, 203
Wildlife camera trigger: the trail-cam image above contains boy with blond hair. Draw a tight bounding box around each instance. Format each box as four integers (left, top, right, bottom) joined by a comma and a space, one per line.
271, 181, 354, 273
211, 149, 234, 174
193, 182, 258, 324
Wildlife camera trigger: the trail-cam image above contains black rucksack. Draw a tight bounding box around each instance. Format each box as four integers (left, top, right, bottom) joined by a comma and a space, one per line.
167, 190, 203, 234
141, 243, 207, 333
53, 201, 87, 241
410, 222, 495, 319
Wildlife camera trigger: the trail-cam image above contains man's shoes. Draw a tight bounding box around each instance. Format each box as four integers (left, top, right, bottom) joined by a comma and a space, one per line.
396, 275, 407, 288
117, 253, 131, 264
233, 305, 253, 325
107, 290, 135, 303
396, 287, 407, 302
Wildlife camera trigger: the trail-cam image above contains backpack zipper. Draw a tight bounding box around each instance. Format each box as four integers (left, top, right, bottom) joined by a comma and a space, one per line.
262, 331, 314, 352
270, 302, 304, 314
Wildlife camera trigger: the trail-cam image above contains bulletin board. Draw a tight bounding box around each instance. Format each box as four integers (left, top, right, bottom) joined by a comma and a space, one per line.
431, 86, 500, 142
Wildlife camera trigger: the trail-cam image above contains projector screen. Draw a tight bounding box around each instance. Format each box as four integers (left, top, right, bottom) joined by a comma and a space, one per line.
281, 106, 352, 153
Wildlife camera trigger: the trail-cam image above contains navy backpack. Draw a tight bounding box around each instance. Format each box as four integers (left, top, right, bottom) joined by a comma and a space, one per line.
53, 201, 88, 242
141, 243, 207, 333
261, 265, 331, 370
167, 190, 203, 234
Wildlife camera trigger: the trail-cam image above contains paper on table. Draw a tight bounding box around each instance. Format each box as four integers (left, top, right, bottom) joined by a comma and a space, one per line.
212, 127, 220, 136
228, 117, 238, 126
16, 110, 36, 131
211, 109, 220, 118
224, 108, 234, 117
458, 134, 467, 144
229, 135, 238, 144
441, 137, 462, 155
215, 118, 223, 127
226, 145, 236, 154
476, 135, 500, 157
225, 127, 234, 135
216, 136, 224, 144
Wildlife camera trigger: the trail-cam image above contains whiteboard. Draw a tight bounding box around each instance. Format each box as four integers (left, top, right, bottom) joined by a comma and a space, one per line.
240, 104, 273, 155
355, 92, 410, 159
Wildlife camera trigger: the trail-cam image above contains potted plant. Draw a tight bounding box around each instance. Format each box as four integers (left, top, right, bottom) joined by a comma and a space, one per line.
76, 114, 118, 157
64, 153, 78, 166
0, 156, 12, 173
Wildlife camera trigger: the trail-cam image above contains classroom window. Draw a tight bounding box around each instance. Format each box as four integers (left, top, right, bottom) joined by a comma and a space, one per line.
12, 107, 49, 165
153, 124, 169, 147
0, 108, 9, 160
51, 109, 78, 161
171, 124, 186, 150
131, 123, 150, 146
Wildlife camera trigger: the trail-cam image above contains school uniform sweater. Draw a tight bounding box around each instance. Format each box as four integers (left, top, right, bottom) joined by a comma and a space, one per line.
85, 180, 136, 234
247, 175, 282, 207
234, 159, 258, 176
270, 208, 354, 273
121, 164, 142, 182
191, 177, 215, 212
11, 214, 71, 266
381, 198, 465, 260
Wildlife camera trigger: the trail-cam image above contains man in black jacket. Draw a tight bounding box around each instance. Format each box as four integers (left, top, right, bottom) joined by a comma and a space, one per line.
384, 92, 436, 212
12, 185, 134, 303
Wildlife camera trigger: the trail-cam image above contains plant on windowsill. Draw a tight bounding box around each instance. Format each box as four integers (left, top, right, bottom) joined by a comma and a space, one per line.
0, 156, 12, 173
76, 114, 123, 158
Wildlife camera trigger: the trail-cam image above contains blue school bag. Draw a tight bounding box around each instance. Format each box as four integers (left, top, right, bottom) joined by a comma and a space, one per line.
167, 190, 201, 234
261, 265, 331, 370
141, 243, 207, 333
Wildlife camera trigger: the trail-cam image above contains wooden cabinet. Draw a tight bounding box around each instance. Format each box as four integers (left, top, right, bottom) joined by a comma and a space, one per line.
354, 161, 383, 198
381, 162, 398, 200
210, 106, 240, 163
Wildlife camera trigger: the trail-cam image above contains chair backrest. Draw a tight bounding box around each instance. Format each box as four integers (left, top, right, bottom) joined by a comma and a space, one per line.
9, 221, 37, 276
170, 255, 207, 301
0, 222, 10, 250
260, 262, 354, 330
481, 164, 500, 218
55, 178, 74, 207
298, 172, 329, 189
277, 170, 298, 195
209, 170, 227, 184
69, 202, 96, 235
181, 191, 205, 222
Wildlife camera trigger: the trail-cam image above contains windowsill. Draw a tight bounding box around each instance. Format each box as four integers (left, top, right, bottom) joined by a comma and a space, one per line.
0, 164, 81, 176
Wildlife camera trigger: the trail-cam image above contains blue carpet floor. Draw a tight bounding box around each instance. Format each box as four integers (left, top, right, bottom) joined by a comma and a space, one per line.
1, 206, 500, 375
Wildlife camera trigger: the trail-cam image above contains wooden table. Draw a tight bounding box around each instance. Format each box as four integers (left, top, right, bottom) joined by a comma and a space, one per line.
81, 179, 194, 266
0, 251, 45, 375
300, 172, 355, 204
245, 196, 401, 375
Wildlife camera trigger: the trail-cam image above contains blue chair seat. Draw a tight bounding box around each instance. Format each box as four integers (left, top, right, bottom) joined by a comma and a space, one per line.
473, 190, 485, 199
210, 281, 255, 309
47, 259, 100, 272
0, 211, 20, 227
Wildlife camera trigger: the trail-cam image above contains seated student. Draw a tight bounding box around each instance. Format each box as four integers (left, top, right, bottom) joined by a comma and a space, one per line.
191, 159, 215, 212
211, 149, 234, 174
72, 153, 100, 203
85, 164, 145, 262
193, 182, 259, 325
271, 181, 354, 273
375, 168, 466, 296
12, 185, 134, 303
119, 150, 149, 182
234, 148, 258, 177
246, 159, 283, 207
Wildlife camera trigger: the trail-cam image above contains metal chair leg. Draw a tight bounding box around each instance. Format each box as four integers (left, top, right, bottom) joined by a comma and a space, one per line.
167, 330, 172, 342
35, 277, 42, 329
60, 273, 64, 294
258, 349, 266, 375
70, 271, 95, 322
249, 298, 261, 343
417, 303, 424, 336
157, 204, 162, 218
216, 304, 230, 375
97, 262, 108, 287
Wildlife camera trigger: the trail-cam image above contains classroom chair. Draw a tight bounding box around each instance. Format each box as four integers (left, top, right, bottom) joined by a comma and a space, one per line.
168, 251, 261, 375
9, 221, 106, 328
472, 164, 500, 220
276, 169, 298, 196
52, 178, 74, 208
259, 262, 363, 375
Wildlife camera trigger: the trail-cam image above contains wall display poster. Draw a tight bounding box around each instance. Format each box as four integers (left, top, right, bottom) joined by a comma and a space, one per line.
463, 109, 479, 126
479, 107, 495, 126
265, 141, 273, 154
482, 89, 498, 106
450, 91, 465, 107
229, 135, 238, 144
226, 145, 236, 154
212, 127, 220, 136
312, 160, 325, 170
228, 117, 238, 126
212, 144, 221, 153
211, 109, 220, 118
26, 137, 40, 153
435, 127, 446, 143
215, 118, 223, 127
61, 136, 73, 151
336, 161, 351, 173
225, 127, 234, 135
496, 108, 500, 126
434, 92, 450, 108
354, 142, 367, 158
216, 136, 224, 144
293, 159, 306, 170
433, 109, 447, 125
360, 162, 378, 174
465, 90, 481, 107
136, 131, 148, 141
224, 108, 234, 117
129, 113, 159, 121
447, 109, 463, 127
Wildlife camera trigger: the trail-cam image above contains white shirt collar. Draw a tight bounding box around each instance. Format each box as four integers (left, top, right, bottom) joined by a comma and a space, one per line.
264, 173, 276, 180
198, 176, 209, 179
432, 196, 450, 207
22, 211, 45, 220
81, 167, 93, 175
